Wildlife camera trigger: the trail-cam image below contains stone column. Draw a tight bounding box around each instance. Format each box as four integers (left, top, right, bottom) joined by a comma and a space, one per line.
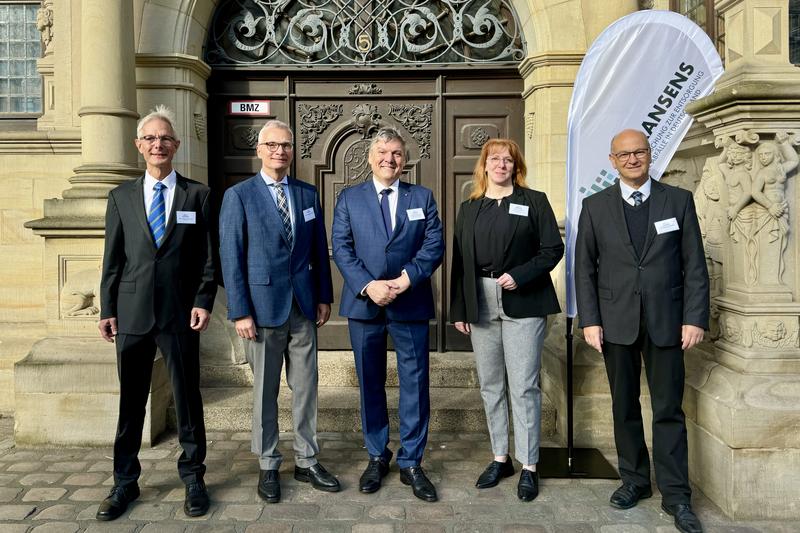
18, 0, 168, 447
68, 0, 141, 198
682, 0, 800, 520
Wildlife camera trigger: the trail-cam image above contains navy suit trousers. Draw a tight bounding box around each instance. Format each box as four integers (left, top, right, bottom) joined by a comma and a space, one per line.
348, 314, 430, 468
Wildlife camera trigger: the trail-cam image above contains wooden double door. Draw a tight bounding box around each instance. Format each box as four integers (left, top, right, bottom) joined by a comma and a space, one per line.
208, 71, 523, 351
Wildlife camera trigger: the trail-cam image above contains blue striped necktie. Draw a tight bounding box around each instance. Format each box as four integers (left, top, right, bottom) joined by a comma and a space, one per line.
148, 181, 167, 248
631, 191, 643, 206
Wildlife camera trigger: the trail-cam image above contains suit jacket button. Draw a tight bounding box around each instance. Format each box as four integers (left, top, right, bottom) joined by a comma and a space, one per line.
637, 266, 644, 271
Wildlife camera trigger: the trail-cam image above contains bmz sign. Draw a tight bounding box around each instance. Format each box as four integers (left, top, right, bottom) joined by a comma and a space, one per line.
229, 100, 271, 115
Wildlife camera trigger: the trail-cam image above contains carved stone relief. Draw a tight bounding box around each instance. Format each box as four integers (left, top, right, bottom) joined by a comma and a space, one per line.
719, 313, 800, 349
36, 1, 54, 55
525, 112, 535, 140
387, 104, 433, 158
694, 159, 727, 338
59, 258, 102, 319
715, 130, 799, 290
298, 104, 343, 158
194, 99, 207, 142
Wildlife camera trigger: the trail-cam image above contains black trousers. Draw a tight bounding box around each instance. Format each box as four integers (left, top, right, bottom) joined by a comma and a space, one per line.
113, 328, 206, 488
602, 319, 691, 506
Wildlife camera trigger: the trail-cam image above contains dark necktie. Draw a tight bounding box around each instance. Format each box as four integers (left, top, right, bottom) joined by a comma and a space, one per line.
148, 181, 166, 248
274, 183, 293, 248
380, 188, 393, 238
631, 191, 644, 206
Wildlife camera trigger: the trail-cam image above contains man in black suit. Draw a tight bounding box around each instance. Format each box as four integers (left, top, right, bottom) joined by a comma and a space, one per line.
575, 129, 708, 533
98, 105, 217, 520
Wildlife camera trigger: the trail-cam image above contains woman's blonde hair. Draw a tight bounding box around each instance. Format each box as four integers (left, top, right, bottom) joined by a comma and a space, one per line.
469, 138, 527, 200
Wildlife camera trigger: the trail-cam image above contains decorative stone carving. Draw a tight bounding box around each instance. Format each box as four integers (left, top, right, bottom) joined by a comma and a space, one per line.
694, 159, 727, 338
59, 260, 101, 318
348, 83, 382, 95
194, 99, 207, 142
351, 104, 381, 139
36, 1, 54, 55
388, 104, 433, 158
526, 112, 535, 140
717, 131, 799, 290
298, 104, 343, 158
719, 313, 800, 350
206, 0, 526, 66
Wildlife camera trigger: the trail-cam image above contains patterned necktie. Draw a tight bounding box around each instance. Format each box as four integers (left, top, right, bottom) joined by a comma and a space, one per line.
274, 183, 293, 248
631, 191, 644, 206
148, 181, 166, 248
380, 188, 393, 238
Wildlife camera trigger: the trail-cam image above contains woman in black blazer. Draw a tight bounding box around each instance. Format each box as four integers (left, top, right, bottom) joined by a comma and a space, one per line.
450, 138, 563, 501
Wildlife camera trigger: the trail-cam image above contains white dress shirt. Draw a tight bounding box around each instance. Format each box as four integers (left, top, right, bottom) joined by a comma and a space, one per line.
619, 177, 652, 206
371, 177, 400, 231
144, 170, 177, 220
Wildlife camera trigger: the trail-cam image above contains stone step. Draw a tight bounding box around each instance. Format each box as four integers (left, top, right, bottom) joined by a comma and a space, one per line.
179, 385, 557, 436
200, 351, 481, 389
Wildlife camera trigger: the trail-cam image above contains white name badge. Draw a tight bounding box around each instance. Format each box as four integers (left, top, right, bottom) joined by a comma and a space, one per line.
303, 207, 316, 222
509, 203, 529, 217
407, 208, 425, 221
655, 217, 680, 234
176, 211, 196, 224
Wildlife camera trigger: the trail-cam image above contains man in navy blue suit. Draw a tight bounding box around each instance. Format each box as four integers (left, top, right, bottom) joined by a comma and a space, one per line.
332, 127, 444, 502
219, 119, 339, 503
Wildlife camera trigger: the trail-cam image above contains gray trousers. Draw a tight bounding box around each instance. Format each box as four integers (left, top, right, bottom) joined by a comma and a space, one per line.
469, 277, 546, 465
245, 301, 319, 470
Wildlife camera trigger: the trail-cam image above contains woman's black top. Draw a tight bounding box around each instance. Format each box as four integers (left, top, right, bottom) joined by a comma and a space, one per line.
474, 196, 513, 272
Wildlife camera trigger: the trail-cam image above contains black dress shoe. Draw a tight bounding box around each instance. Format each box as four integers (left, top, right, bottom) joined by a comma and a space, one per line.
257, 469, 280, 503
359, 457, 390, 493
609, 482, 653, 509
662, 502, 703, 533
476, 458, 515, 489
184, 480, 210, 517
96, 483, 140, 521
294, 462, 341, 492
517, 469, 539, 502
400, 466, 437, 502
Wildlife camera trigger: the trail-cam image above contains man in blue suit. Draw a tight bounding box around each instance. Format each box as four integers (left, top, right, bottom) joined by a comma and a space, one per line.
219, 120, 339, 503
332, 127, 444, 502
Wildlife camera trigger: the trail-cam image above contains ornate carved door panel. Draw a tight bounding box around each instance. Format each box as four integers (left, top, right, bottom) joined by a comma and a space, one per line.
293, 79, 439, 349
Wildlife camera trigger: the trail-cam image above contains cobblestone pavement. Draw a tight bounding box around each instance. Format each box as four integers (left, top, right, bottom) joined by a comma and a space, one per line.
0, 415, 797, 533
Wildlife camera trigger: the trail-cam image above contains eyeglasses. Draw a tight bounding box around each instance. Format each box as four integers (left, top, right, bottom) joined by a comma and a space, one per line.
259, 141, 294, 152
612, 149, 650, 161
139, 135, 177, 146
487, 156, 515, 166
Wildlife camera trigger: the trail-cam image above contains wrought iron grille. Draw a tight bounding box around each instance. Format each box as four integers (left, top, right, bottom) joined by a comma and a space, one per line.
205, 0, 526, 66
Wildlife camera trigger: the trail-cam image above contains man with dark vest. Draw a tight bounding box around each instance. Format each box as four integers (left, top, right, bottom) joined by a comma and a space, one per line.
575, 129, 709, 533
98, 105, 217, 520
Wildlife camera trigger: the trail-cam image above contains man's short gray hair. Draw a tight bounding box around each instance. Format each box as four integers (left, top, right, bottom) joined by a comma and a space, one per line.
369, 127, 407, 152
258, 119, 294, 143
136, 105, 177, 139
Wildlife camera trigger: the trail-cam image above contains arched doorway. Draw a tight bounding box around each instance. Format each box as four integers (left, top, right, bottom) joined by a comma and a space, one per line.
205, 0, 527, 351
